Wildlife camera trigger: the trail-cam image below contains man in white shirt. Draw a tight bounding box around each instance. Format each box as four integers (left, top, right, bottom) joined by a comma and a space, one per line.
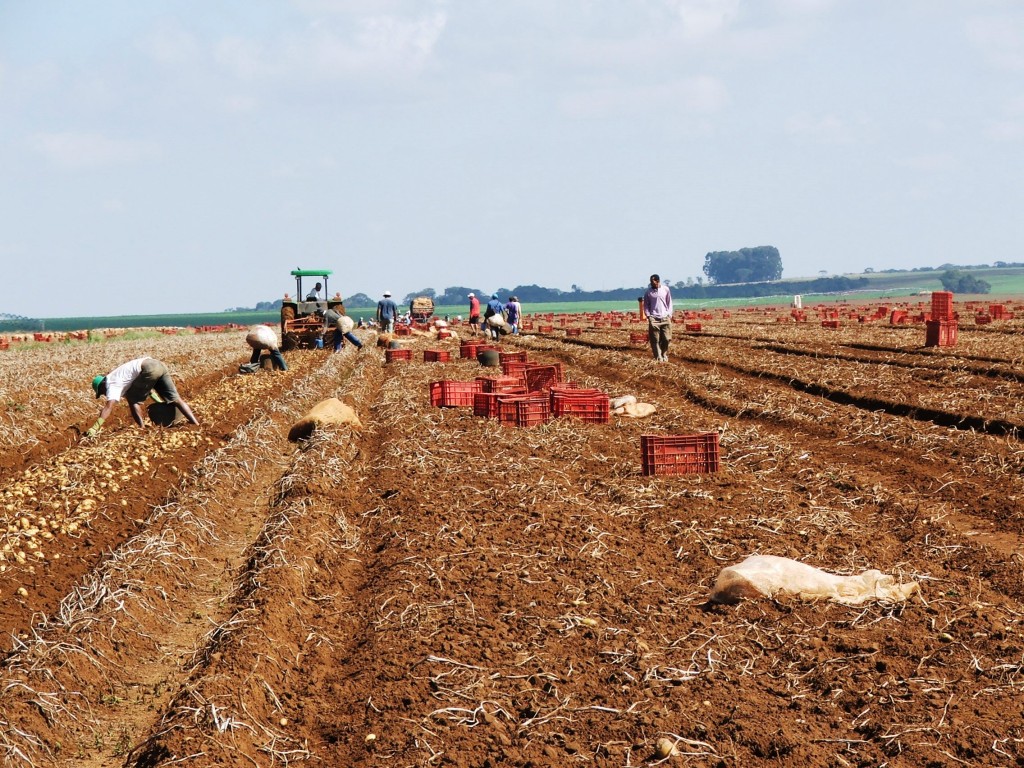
87, 357, 199, 436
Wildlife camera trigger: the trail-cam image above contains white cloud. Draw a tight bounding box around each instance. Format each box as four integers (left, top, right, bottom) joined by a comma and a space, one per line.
662, 0, 741, 40
784, 113, 859, 144
28, 132, 158, 170
985, 120, 1024, 141
896, 153, 958, 173
140, 21, 202, 66
215, 37, 267, 80
560, 75, 728, 118
967, 15, 1024, 72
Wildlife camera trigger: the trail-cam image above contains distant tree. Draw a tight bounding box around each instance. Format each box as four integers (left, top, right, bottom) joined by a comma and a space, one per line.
436, 286, 485, 305
703, 246, 783, 284
571, 284, 582, 292
863, 267, 874, 273
402, 288, 436, 304
940, 270, 991, 294
345, 292, 376, 308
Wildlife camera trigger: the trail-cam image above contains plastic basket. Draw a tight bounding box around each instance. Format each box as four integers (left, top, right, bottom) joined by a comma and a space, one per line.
423, 349, 451, 363
430, 380, 482, 407
641, 433, 720, 476
925, 320, 958, 347
524, 364, 564, 392
385, 348, 412, 363
550, 389, 610, 423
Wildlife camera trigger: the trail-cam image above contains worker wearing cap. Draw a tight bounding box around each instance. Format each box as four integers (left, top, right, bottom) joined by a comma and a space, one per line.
467, 293, 481, 334
376, 291, 398, 334
87, 357, 199, 437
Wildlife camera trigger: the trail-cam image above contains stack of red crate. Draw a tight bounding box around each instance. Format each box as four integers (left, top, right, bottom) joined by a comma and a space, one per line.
926, 291, 958, 347
502, 360, 530, 381
429, 380, 482, 407
384, 348, 412, 363
496, 393, 550, 427
550, 387, 609, 423
524, 364, 563, 392
641, 432, 720, 476
423, 349, 451, 363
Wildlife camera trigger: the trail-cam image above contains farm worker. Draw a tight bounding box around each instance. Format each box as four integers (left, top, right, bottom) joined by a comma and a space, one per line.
642, 274, 673, 362
323, 308, 363, 352
467, 293, 481, 334
377, 291, 398, 334
88, 357, 199, 436
504, 295, 522, 335
305, 282, 323, 301
246, 325, 287, 371
484, 294, 505, 340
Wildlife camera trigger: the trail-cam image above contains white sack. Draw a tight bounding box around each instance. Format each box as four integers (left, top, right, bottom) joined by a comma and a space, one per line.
710, 555, 920, 606
613, 401, 657, 418
609, 395, 637, 410
246, 325, 278, 350
486, 315, 506, 328
335, 314, 355, 333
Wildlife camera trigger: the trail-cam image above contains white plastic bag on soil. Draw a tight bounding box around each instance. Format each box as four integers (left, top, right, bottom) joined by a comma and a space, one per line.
246, 325, 278, 350
613, 401, 657, 418
610, 395, 637, 410
710, 555, 920, 605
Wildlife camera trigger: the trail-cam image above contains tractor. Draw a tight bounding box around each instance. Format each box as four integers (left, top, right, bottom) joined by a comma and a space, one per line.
280, 269, 345, 351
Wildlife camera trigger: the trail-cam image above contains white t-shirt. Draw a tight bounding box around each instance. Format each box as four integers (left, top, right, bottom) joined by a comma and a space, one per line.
104, 357, 148, 402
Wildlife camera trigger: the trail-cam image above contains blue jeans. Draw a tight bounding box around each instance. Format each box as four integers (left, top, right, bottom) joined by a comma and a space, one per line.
333, 331, 363, 352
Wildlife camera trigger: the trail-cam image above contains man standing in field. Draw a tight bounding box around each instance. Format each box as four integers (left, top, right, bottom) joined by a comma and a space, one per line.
376, 291, 398, 334
467, 293, 481, 334
642, 274, 673, 362
87, 357, 199, 436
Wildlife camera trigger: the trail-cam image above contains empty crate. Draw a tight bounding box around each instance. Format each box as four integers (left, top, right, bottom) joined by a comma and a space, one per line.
641, 433, 720, 476
430, 380, 482, 407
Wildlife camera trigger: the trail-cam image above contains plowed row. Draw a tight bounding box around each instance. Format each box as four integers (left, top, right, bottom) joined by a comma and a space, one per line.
1, 315, 1022, 767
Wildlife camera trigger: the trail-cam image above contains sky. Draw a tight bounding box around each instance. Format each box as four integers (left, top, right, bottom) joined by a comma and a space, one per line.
1, 0, 1022, 317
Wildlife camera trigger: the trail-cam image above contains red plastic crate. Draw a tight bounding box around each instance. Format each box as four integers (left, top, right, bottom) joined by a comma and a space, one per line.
476, 375, 524, 393
423, 349, 451, 363
565, 328, 582, 337
513, 396, 551, 427
394, 326, 412, 336
821, 320, 840, 329
629, 332, 647, 344
524, 364, 564, 392
550, 389, 610, 423
538, 324, 553, 332
430, 380, 482, 407
931, 291, 954, 320
385, 348, 412, 363
501, 360, 530, 381
925, 319, 958, 347
438, 329, 452, 339
641, 433, 720, 476
685, 323, 702, 332
499, 351, 528, 363
975, 314, 992, 325
460, 343, 482, 359
473, 392, 504, 418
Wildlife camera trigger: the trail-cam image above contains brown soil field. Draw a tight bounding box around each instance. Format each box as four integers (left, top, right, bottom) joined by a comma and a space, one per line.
1, 307, 1022, 768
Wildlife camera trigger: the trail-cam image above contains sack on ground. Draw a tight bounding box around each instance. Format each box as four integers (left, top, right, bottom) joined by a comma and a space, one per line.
288, 397, 363, 441
710, 554, 920, 605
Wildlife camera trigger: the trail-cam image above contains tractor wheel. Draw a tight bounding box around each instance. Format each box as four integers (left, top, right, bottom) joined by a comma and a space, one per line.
281, 305, 296, 335
282, 332, 300, 351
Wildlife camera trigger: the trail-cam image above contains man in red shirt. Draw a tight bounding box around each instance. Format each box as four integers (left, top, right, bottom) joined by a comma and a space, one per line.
467, 293, 481, 335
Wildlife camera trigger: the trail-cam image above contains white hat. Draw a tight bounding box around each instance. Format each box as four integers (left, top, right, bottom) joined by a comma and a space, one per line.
467, 292, 475, 297
383, 290, 391, 297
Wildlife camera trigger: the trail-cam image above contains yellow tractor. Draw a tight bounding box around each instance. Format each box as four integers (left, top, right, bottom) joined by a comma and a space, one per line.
280, 269, 345, 350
